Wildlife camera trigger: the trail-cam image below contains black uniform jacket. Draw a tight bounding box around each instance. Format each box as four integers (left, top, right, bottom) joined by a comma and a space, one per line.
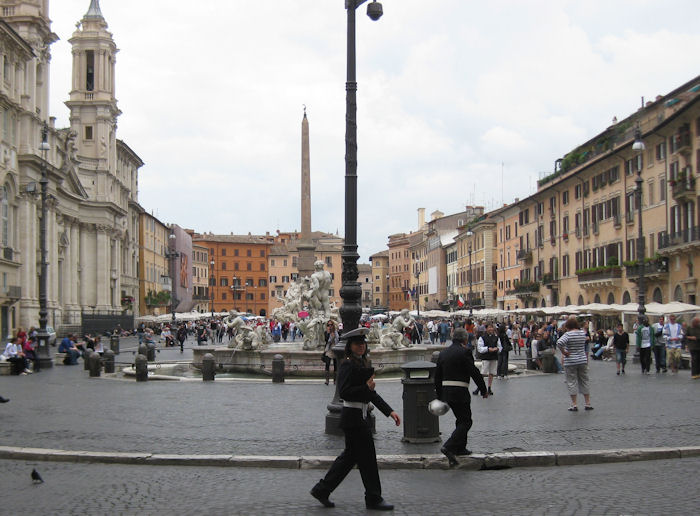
435, 342, 487, 400
338, 358, 393, 429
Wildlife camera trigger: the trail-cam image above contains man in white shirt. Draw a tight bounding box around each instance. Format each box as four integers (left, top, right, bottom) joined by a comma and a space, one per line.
664, 314, 684, 373
475, 323, 501, 395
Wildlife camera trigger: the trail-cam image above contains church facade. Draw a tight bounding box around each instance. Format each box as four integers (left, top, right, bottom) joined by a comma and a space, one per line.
0, 0, 142, 338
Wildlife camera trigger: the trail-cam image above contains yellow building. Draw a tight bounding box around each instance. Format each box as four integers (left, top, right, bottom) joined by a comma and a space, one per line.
516, 74, 700, 308
138, 212, 171, 315
369, 250, 389, 310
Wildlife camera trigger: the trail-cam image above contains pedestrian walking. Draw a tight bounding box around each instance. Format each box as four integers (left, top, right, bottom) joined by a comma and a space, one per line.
636, 318, 654, 374
652, 316, 668, 373
322, 321, 338, 385
612, 323, 629, 375
496, 324, 511, 379
664, 314, 684, 374
556, 317, 593, 411
310, 327, 400, 511
434, 328, 488, 466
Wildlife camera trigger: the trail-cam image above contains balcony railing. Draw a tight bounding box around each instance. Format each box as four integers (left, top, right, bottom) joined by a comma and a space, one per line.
658, 226, 700, 250
671, 175, 696, 201
1, 285, 20, 298
516, 249, 532, 261
624, 259, 669, 280
576, 266, 622, 282
506, 280, 540, 297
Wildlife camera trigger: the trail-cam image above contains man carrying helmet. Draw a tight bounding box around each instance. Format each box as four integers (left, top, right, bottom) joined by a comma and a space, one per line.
434, 327, 488, 466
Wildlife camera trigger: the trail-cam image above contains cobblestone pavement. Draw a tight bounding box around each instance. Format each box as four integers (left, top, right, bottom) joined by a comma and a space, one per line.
1, 338, 699, 457
1, 457, 697, 515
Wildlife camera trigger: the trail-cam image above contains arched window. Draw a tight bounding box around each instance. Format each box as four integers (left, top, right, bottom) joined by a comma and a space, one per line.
622, 291, 631, 304
524, 300, 529, 308
674, 285, 683, 302
652, 287, 663, 303
607, 292, 615, 305
594, 293, 601, 303
541, 298, 546, 307
565, 295, 571, 305
577, 295, 584, 306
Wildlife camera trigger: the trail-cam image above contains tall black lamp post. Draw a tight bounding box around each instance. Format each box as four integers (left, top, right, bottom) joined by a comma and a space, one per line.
467, 230, 474, 318
414, 271, 420, 317
210, 260, 215, 318
36, 122, 52, 368
328, 0, 383, 436
633, 128, 646, 326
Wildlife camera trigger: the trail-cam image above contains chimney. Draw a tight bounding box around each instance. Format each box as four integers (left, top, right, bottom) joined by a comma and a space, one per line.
417, 208, 425, 229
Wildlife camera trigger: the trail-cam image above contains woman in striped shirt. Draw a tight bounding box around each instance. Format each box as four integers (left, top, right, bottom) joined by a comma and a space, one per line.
556, 316, 593, 412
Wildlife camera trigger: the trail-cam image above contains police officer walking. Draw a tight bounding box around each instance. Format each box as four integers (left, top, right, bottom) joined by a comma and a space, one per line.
311, 327, 401, 511
434, 328, 488, 466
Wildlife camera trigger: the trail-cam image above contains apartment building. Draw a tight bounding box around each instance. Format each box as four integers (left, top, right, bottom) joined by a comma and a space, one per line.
369, 250, 389, 311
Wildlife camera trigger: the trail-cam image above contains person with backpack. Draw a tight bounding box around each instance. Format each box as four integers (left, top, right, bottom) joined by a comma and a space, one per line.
635, 317, 654, 375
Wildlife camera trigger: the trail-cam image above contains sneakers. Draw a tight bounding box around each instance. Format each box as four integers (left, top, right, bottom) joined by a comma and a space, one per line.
488, 387, 494, 395
0, 396, 9, 403
23, 369, 32, 374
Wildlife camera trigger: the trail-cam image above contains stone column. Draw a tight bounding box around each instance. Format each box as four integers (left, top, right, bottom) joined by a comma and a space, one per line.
70, 223, 80, 308
96, 227, 110, 310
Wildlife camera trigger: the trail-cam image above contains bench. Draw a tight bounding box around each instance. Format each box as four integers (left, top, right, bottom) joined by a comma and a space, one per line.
0, 360, 10, 375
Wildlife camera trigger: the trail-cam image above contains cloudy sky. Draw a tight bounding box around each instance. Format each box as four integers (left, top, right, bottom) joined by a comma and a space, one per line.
48, 0, 700, 261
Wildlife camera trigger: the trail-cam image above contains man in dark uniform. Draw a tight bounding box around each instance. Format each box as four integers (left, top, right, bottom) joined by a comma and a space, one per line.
435, 327, 488, 466
311, 327, 400, 510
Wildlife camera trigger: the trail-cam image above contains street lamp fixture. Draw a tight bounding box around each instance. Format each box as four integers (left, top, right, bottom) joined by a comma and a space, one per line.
633, 127, 646, 326
36, 122, 52, 368
414, 270, 420, 317
466, 230, 473, 318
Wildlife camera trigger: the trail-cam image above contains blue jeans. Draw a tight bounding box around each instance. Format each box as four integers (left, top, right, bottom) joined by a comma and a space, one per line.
653, 346, 666, 371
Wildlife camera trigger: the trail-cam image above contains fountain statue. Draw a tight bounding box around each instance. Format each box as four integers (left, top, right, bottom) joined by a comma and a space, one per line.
223, 311, 271, 350
269, 260, 336, 350
379, 309, 416, 349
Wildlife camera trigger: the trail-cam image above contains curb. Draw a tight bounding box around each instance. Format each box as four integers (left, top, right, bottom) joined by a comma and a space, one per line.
1, 445, 698, 470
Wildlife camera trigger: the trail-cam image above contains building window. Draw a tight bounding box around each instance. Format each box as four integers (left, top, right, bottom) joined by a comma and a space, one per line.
258, 279, 267, 287
247, 262, 252, 271
271, 259, 275, 266
222, 262, 227, 270
222, 292, 227, 300
247, 249, 252, 257
220, 278, 228, 286
84, 126, 93, 140
325, 256, 332, 266
282, 275, 289, 283
269, 275, 277, 283
234, 249, 239, 256
659, 178, 666, 202
260, 263, 265, 271
234, 262, 239, 271
221, 248, 226, 256
260, 250, 265, 257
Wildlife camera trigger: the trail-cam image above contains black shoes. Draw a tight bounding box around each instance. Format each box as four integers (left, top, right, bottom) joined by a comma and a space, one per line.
366, 498, 394, 511
472, 388, 479, 395
0, 396, 9, 403
310, 485, 335, 508
488, 387, 494, 395
455, 449, 472, 456
440, 446, 458, 466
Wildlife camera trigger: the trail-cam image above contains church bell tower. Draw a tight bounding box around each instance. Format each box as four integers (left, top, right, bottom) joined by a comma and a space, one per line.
65, 0, 121, 197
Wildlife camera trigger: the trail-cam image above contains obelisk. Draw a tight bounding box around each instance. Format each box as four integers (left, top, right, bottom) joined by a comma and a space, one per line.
297, 107, 316, 278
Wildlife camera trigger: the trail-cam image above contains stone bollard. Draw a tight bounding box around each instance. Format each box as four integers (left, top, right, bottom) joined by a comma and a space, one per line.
83, 349, 91, 370
135, 354, 148, 382
202, 353, 216, 382
430, 351, 440, 364
138, 344, 148, 357
540, 348, 557, 373
272, 354, 285, 383
103, 349, 115, 374
146, 343, 156, 362
88, 351, 101, 378
110, 335, 120, 355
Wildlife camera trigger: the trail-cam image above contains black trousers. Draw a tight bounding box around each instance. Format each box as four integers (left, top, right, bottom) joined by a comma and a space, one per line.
443, 389, 473, 453
318, 425, 382, 503
497, 351, 509, 376
691, 349, 700, 376
639, 347, 652, 372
